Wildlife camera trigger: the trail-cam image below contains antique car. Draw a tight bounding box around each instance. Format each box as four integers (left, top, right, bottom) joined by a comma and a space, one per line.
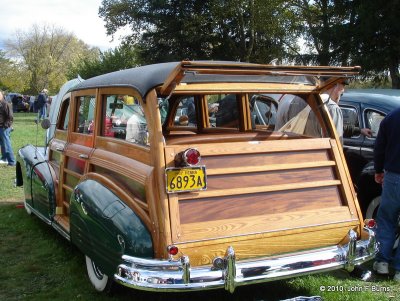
340, 89, 400, 217
15, 61, 377, 294
339, 89, 400, 250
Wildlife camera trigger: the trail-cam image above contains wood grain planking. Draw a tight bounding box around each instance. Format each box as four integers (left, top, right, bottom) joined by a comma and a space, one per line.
174, 224, 357, 266
176, 206, 354, 243
206, 161, 336, 175
164, 138, 331, 159
201, 150, 330, 170
177, 179, 341, 200
205, 167, 335, 190
179, 186, 341, 224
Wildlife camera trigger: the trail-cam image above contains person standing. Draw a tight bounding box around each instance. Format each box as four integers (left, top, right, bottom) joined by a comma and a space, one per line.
36, 89, 48, 120
373, 107, 400, 282
276, 80, 372, 141
0, 90, 16, 166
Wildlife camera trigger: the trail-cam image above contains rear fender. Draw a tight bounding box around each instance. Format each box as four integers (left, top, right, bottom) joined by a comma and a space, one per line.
70, 178, 153, 276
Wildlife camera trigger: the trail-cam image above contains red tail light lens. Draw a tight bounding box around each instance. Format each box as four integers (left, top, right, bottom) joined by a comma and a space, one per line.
167, 245, 179, 256
365, 219, 376, 228
183, 148, 201, 166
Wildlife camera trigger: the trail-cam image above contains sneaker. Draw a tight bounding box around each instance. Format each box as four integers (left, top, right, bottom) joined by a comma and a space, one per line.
394, 271, 400, 282
373, 261, 389, 275
0, 159, 8, 165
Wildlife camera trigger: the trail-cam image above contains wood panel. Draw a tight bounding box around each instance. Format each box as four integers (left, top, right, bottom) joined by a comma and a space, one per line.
205, 166, 334, 190
165, 138, 356, 246
177, 206, 354, 243
179, 186, 341, 224
175, 222, 359, 266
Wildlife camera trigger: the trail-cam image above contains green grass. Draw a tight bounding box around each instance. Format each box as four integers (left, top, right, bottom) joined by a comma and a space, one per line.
0, 113, 399, 300
0, 112, 47, 201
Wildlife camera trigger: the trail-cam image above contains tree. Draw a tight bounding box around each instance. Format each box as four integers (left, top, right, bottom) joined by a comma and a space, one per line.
351, 0, 400, 88
5, 24, 98, 94
287, 0, 356, 66
99, 0, 301, 64
68, 43, 139, 79
0, 50, 29, 92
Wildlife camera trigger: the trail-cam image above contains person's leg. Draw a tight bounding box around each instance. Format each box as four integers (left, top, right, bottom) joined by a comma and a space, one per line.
386, 172, 400, 274
0, 127, 16, 166
0, 134, 6, 161
376, 172, 400, 267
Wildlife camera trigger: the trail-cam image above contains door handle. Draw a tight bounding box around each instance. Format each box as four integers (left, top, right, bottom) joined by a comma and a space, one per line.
79, 154, 89, 159
56, 147, 64, 152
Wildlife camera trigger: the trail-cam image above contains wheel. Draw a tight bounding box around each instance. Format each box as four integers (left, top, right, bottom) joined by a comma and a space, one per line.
85, 255, 113, 292
365, 196, 400, 250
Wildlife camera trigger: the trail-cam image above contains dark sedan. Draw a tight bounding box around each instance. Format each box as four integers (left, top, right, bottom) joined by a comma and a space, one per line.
340, 89, 400, 218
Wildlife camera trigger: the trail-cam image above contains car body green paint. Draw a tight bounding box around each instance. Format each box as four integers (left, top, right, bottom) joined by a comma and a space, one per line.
70, 179, 153, 276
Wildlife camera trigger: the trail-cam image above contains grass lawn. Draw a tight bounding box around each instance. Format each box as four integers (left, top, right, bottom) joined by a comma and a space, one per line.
0, 113, 399, 300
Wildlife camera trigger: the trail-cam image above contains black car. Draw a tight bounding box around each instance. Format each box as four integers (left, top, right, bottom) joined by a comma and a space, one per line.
340, 89, 400, 218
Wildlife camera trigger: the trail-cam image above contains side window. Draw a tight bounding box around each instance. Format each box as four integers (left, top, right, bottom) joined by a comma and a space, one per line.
341, 106, 360, 137
75, 95, 96, 134
58, 98, 70, 130
102, 94, 149, 146
365, 109, 385, 138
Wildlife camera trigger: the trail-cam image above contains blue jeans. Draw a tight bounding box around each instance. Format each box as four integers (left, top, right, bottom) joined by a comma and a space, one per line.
0, 127, 16, 165
376, 171, 400, 271
39, 105, 46, 120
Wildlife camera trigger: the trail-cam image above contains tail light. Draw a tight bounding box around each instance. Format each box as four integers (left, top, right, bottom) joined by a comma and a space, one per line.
364, 219, 376, 229
167, 245, 179, 256
175, 148, 201, 166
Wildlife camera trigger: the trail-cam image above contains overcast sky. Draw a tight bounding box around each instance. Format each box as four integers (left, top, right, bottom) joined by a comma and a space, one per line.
0, 0, 124, 51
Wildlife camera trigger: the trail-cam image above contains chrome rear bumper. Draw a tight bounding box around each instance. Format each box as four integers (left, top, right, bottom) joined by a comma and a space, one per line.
114, 228, 377, 293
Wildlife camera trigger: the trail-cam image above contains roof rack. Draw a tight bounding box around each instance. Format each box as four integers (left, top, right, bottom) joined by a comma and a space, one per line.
160, 61, 361, 95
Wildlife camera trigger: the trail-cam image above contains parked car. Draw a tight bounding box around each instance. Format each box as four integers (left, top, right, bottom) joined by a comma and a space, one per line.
340, 89, 400, 219
15, 61, 377, 294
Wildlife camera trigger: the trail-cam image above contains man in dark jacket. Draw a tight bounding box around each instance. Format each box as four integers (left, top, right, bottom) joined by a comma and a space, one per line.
373, 107, 400, 282
0, 90, 16, 166
36, 89, 48, 120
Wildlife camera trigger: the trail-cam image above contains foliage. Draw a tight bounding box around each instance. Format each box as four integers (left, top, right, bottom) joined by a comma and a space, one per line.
351, 0, 400, 88
287, 0, 357, 66
4, 24, 99, 95
68, 43, 139, 79
0, 50, 29, 93
99, 0, 302, 64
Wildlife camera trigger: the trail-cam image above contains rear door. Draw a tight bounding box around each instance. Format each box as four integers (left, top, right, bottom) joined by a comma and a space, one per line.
55, 90, 97, 227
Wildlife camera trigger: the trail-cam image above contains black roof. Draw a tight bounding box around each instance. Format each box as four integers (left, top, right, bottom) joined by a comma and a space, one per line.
71, 61, 319, 98
72, 62, 180, 98
341, 89, 400, 113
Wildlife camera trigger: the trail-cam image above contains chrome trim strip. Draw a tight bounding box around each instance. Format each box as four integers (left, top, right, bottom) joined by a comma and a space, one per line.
114, 228, 378, 293
26, 203, 52, 225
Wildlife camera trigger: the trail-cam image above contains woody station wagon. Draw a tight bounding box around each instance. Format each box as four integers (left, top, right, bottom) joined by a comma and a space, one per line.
16, 61, 378, 293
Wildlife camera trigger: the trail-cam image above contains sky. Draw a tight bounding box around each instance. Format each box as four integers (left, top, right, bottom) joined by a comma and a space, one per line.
0, 0, 125, 51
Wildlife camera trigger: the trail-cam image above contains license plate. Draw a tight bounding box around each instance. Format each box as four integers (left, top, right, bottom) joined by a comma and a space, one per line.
165, 166, 207, 193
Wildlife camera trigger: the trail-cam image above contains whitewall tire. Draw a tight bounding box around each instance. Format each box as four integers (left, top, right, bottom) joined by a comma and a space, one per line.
85, 255, 112, 292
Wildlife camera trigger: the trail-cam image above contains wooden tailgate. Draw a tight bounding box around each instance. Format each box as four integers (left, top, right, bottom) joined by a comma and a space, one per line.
165, 138, 360, 244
